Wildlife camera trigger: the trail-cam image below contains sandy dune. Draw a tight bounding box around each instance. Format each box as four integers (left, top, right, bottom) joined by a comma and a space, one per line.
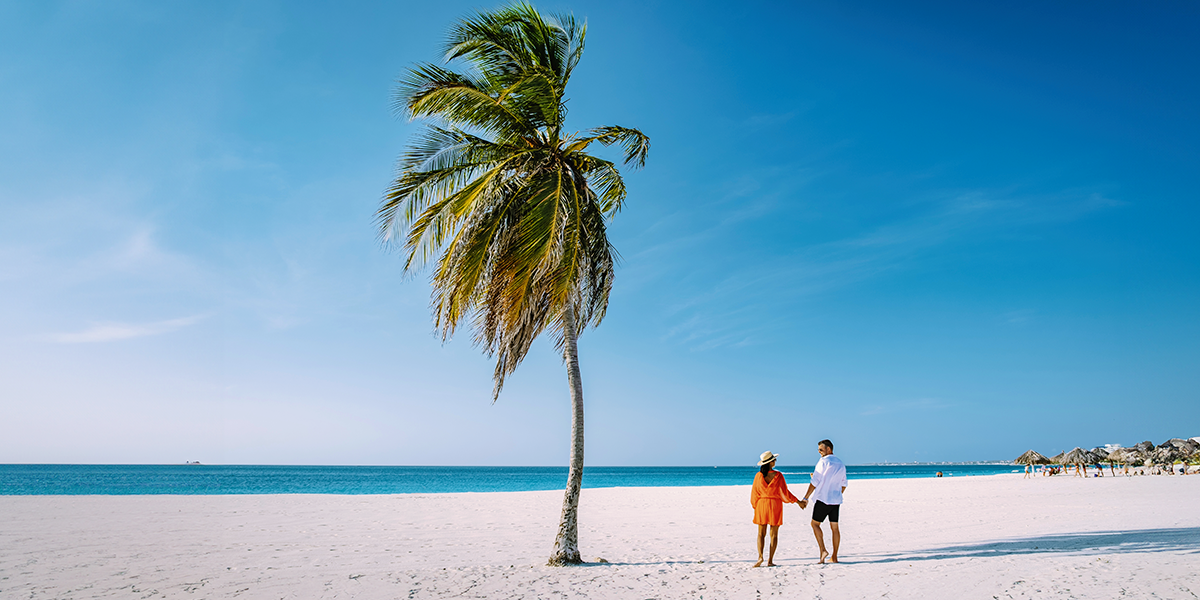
3, 473, 1198, 599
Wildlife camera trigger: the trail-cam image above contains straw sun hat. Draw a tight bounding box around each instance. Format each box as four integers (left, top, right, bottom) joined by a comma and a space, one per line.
758, 451, 779, 466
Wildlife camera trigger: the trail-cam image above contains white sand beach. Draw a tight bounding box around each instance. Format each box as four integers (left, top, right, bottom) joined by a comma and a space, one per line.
3, 474, 1199, 599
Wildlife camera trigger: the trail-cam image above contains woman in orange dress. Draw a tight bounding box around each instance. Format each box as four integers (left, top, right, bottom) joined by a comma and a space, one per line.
751, 451, 800, 567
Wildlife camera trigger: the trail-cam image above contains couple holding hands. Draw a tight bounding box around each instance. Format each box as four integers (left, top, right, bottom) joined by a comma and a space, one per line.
751, 439, 847, 567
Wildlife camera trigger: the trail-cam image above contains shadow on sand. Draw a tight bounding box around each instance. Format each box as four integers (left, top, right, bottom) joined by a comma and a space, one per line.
854, 526, 1200, 564
568, 527, 1200, 568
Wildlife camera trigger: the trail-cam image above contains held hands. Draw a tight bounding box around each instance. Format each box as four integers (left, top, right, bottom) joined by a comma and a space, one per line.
797, 499, 808, 509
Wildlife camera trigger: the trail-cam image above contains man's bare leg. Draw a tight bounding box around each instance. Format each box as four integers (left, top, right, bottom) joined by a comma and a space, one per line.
767, 525, 780, 566
811, 520, 829, 564
754, 524, 767, 567
830, 522, 841, 563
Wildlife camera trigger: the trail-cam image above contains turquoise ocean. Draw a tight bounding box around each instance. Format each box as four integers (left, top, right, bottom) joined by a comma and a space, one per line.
0, 464, 1019, 495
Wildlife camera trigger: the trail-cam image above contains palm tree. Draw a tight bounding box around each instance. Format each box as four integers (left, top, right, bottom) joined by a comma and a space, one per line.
377, 2, 649, 566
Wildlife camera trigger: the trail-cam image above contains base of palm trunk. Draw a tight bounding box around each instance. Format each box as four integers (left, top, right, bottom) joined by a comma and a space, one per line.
546, 550, 584, 566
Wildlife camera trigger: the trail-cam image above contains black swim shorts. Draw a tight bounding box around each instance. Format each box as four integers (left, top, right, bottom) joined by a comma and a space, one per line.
811, 500, 840, 523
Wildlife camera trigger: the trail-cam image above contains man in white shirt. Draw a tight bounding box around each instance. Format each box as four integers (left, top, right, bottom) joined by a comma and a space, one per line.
799, 439, 847, 564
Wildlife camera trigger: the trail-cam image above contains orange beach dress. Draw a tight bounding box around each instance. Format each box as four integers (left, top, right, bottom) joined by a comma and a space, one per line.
751, 471, 799, 526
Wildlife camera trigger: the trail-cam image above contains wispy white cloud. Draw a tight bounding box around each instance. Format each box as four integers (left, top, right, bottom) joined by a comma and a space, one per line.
1000, 309, 1035, 325
650, 186, 1125, 350
39, 315, 206, 344
660, 310, 767, 351
0, 182, 204, 289
784, 189, 1124, 287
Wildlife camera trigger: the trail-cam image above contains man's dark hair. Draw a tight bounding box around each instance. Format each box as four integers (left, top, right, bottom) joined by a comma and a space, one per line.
819, 439, 834, 452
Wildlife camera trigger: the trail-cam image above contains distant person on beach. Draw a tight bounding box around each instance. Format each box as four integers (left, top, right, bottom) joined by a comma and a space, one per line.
1024, 464, 1031, 479
799, 439, 847, 564
751, 451, 800, 567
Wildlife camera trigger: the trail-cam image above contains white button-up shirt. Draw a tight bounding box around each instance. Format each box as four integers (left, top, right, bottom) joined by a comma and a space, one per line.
811, 454, 848, 505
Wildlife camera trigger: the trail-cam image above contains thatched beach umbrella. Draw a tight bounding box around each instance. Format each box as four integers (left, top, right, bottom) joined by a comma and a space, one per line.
1106, 448, 1137, 464
1049, 451, 1067, 464
1061, 447, 1091, 466
1103, 448, 1127, 474
1014, 450, 1052, 465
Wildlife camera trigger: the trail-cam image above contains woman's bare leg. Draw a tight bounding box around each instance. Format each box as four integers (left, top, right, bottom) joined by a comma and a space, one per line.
767, 525, 780, 566
754, 524, 767, 567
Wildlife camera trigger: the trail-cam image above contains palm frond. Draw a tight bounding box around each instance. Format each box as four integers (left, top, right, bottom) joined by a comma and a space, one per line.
569, 126, 650, 168
573, 154, 627, 215
398, 64, 536, 139
381, 2, 647, 400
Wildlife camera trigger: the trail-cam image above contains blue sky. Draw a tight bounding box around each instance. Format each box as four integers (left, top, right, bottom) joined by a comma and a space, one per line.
1, 1, 1197, 465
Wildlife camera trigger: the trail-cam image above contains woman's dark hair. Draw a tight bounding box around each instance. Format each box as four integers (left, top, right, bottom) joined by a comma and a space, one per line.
760, 461, 773, 477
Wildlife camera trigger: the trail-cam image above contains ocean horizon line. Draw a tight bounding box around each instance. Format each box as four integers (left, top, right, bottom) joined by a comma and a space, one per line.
1, 463, 1021, 496
0, 461, 1016, 467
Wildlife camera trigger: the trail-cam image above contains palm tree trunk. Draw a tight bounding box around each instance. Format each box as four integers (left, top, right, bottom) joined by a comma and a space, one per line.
548, 303, 585, 566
